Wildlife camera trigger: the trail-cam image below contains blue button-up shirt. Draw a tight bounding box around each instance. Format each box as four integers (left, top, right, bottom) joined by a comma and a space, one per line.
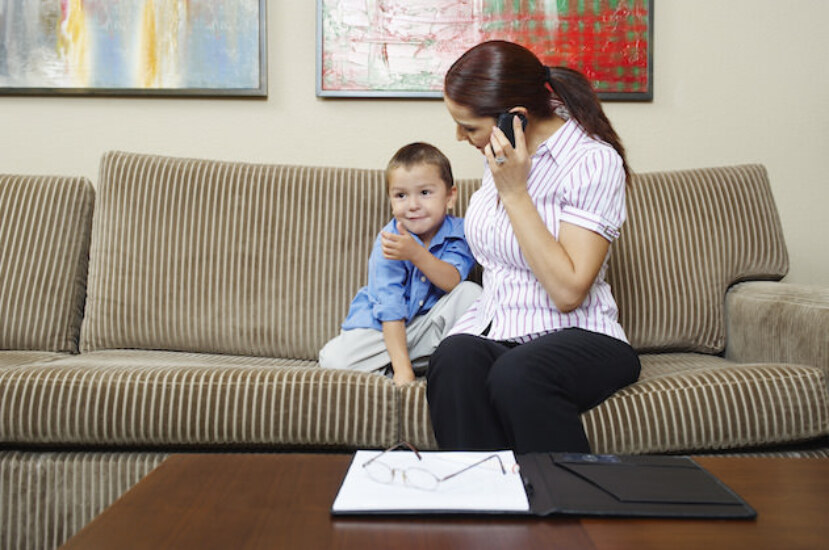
342, 215, 475, 331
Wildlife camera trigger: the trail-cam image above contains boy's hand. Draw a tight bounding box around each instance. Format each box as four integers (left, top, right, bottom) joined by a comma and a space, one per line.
383, 320, 416, 387
381, 222, 423, 262
392, 368, 416, 387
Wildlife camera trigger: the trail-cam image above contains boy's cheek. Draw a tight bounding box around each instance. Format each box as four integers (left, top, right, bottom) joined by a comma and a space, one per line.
389, 204, 405, 219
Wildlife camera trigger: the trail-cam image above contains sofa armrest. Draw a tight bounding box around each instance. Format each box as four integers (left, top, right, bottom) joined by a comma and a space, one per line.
725, 281, 829, 380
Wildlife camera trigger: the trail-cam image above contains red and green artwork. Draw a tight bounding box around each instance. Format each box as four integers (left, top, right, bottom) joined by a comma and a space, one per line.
318, 0, 652, 100
480, 0, 651, 98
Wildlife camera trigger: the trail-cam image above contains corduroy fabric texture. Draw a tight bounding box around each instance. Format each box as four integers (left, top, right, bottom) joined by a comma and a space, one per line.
81, 151, 476, 359
607, 164, 789, 353
726, 281, 829, 383
0, 451, 167, 550
82, 152, 389, 358
0, 175, 94, 353
0, 352, 65, 369
400, 353, 829, 454
0, 350, 396, 448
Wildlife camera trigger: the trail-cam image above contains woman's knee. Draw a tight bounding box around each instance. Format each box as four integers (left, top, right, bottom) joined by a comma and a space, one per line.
486, 354, 530, 405
486, 348, 568, 407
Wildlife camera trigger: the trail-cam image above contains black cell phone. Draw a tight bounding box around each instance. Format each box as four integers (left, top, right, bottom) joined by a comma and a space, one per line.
496, 112, 528, 148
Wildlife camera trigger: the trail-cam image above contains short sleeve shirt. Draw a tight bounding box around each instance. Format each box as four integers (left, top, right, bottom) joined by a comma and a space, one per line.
342, 215, 475, 331
449, 119, 629, 343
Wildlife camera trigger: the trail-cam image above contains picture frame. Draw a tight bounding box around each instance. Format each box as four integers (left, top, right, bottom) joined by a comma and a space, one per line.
0, 0, 267, 97
317, 0, 653, 101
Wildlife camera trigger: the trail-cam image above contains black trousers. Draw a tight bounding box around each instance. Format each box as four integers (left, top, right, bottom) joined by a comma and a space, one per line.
426, 328, 641, 454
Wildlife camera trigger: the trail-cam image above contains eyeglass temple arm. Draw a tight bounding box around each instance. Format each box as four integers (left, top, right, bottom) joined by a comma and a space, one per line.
363, 441, 423, 467
438, 454, 507, 483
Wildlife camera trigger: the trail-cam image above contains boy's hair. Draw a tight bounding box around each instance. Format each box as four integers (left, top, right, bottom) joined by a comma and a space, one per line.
386, 142, 454, 191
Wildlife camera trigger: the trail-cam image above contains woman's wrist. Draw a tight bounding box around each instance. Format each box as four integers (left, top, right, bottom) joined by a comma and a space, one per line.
498, 184, 533, 210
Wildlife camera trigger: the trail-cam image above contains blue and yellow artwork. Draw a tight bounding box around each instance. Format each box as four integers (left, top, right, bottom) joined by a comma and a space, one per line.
0, 0, 265, 95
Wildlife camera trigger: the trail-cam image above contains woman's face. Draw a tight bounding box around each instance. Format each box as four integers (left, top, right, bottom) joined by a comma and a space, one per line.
444, 97, 497, 153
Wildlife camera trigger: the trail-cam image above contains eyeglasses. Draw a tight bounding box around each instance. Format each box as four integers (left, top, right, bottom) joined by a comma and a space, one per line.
361, 441, 507, 491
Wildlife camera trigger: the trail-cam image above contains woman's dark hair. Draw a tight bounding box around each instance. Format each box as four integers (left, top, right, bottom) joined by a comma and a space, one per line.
444, 40, 630, 183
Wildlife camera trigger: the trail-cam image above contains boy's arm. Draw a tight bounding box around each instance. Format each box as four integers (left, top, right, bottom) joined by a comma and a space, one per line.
382, 320, 415, 386
408, 248, 461, 292
382, 224, 461, 292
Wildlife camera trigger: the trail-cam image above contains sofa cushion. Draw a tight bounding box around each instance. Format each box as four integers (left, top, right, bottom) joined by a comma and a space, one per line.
0, 351, 66, 369
606, 164, 788, 353
400, 353, 828, 454
81, 153, 370, 358
0, 174, 94, 353
0, 351, 396, 449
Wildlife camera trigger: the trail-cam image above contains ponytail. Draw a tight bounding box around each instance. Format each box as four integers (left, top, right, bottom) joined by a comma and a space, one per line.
546, 66, 631, 184
444, 41, 631, 184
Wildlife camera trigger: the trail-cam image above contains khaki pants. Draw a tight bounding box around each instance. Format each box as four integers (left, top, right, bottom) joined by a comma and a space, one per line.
318, 281, 482, 375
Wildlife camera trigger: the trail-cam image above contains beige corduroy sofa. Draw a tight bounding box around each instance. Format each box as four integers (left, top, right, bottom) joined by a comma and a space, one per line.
2, 151, 828, 548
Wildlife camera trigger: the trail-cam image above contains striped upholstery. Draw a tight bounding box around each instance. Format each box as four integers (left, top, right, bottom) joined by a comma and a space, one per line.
607, 164, 788, 353
0, 351, 65, 369
0, 175, 94, 353
0, 350, 396, 448
0, 451, 167, 550
726, 281, 829, 382
583, 358, 828, 454
400, 353, 829, 454
83, 152, 390, 358
82, 151, 476, 359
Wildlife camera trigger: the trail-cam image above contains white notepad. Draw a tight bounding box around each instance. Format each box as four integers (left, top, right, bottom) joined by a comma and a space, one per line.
331, 450, 530, 514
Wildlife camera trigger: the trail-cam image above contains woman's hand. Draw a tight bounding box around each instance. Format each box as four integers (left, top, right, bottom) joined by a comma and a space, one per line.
485, 114, 531, 201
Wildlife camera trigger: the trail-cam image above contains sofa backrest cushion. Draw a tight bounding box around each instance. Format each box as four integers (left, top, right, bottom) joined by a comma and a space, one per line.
82, 152, 407, 359
82, 153, 787, 359
0, 174, 94, 353
606, 164, 788, 353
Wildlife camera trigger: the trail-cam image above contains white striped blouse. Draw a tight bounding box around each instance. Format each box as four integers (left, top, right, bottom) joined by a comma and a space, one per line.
449, 119, 629, 344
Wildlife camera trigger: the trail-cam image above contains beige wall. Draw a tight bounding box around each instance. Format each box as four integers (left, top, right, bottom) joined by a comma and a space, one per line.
2, 1, 827, 285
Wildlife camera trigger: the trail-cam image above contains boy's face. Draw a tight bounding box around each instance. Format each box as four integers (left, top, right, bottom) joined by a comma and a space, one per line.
388, 163, 457, 244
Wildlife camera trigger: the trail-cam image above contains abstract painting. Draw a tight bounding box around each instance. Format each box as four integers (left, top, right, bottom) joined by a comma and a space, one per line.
317, 0, 652, 100
0, 0, 266, 96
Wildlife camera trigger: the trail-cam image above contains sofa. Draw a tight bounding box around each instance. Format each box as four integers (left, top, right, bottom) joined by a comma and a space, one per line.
2, 151, 828, 549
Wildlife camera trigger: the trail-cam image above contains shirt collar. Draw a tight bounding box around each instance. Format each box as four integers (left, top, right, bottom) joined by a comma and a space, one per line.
535, 118, 582, 165
392, 215, 459, 249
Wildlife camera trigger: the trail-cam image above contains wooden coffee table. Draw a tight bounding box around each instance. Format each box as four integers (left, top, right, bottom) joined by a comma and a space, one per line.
60, 453, 828, 550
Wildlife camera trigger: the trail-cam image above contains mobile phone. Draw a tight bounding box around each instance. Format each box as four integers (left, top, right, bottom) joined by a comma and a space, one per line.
496, 112, 528, 148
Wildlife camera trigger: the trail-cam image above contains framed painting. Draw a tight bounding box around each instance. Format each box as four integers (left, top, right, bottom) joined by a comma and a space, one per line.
0, 0, 267, 97
317, 0, 652, 101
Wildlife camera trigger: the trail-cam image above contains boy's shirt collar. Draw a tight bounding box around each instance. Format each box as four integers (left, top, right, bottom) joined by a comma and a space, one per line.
388, 214, 462, 250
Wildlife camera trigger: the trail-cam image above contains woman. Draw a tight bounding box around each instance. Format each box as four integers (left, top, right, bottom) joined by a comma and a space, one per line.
426, 40, 641, 454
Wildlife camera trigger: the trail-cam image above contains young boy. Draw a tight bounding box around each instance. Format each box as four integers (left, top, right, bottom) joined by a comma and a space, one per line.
319, 142, 480, 386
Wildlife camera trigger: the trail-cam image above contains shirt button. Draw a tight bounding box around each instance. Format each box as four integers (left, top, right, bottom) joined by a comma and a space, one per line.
420, 276, 426, 282
419, 300, 424, 306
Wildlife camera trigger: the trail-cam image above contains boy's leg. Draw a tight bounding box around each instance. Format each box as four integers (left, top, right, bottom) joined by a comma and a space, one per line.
317, 328, 390, 373
406, 281, 482, 374
319, 282, 481, 375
